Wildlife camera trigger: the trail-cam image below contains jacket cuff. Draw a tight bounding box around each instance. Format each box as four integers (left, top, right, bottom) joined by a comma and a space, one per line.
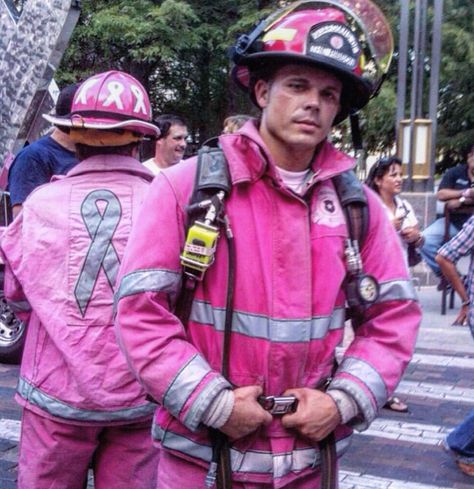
201, 389, 235, 429
327, 389, 359, 424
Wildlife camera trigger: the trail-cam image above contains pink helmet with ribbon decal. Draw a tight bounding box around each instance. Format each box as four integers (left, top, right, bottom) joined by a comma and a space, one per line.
44, 70, 159, 138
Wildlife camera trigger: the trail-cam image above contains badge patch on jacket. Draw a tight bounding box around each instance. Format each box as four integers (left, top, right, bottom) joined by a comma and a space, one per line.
312, 186, 345, 227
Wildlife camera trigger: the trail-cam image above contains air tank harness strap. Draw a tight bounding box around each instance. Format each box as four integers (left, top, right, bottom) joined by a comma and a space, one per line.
176, 145, 234, 489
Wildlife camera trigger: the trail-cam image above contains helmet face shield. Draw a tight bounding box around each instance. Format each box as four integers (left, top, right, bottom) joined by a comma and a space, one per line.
230, 0, 393, 119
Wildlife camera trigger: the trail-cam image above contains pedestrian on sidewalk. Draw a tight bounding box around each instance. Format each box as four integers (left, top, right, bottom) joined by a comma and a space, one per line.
0, 70, 160, 489
436, 216, 474, 476
443, 410, 474, 477
366, 156, 425, 413
114, 1, 421, 488
365, 156, 424, 268
436, 214, 474, 328
421, 144, 474, 284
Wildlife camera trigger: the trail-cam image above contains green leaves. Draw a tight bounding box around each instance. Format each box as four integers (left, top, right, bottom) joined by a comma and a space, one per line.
57, 0, 474, 162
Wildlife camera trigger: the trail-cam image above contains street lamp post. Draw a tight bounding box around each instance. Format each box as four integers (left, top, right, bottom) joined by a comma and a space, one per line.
396, 0, 444, 193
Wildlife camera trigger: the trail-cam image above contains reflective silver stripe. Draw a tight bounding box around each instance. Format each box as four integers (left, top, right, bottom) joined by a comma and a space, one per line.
163, 355, 215, 420
273, 439, 351, 478
115, 269, 181, 304
190, 301, 345, 342
155, 427, 352, 477
152, 418, 164, 440
376, 279, 418, 303
184, 375, 231, 431
17, 377, 155, 422
8, 300, 31, 313
330, 356, 387, 427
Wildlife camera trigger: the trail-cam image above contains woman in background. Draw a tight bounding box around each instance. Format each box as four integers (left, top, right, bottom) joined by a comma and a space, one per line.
366, 156, 424, 412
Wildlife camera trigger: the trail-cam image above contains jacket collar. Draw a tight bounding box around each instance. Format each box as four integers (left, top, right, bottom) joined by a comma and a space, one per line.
218, 119, 356, 189
54, 154, 154, 182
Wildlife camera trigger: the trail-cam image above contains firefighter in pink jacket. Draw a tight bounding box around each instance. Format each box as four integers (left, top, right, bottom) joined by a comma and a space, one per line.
115, 1, 422, 488
1, 70, 160, 489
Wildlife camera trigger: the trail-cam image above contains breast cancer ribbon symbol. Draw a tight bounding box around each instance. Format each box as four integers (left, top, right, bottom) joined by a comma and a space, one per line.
74, 189, 122, 317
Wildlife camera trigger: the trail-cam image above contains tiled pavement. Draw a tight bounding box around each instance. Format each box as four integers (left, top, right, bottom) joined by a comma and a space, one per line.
0, 286, 473, 488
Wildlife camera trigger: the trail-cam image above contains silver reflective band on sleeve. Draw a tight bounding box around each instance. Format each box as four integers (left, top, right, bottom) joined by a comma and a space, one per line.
183, 375, 232, 431
190, 301, 345, 342
115, 269, 181, 304
7, 300, 31, 313
331, 356, 387, 424
376, 279, 418, 303
163, 355, 214, 419
155, 427, 352, 477
17, 377, 155, 422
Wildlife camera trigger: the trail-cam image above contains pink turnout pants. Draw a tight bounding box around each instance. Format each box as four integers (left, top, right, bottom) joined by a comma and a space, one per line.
18, 408, 158, 489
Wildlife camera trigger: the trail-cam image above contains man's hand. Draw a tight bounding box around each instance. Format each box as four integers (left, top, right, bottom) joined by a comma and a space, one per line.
219, 386, 273, 440
453, 304, 468, 326
446, 198, 464, 210
281, 388, 340, 442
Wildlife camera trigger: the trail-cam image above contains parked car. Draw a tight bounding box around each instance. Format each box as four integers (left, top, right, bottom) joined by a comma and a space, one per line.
0, 191, 25, 364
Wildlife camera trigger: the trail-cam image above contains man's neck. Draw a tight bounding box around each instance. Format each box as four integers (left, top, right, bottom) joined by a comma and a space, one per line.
259, 128, 319, 172
51, 129, 75, 152
153, 154, 178, 169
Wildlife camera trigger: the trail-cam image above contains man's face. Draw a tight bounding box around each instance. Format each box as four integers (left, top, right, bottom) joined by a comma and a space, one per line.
254, 63, 342, 167
156, 123, 188, 167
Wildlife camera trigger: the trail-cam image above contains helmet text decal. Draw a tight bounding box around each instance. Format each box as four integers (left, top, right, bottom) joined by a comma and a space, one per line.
307, 22, 361, 70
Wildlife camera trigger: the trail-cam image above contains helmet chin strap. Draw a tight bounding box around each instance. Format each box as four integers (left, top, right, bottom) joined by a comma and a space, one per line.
349, 113, 363, 150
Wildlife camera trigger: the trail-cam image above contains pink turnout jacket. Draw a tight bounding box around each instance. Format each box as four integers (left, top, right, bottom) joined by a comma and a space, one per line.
115, 122, 421, 487
1, 155, 156, 425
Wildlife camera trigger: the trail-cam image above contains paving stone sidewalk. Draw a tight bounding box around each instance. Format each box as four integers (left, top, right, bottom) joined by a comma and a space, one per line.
0, 286, 472, 488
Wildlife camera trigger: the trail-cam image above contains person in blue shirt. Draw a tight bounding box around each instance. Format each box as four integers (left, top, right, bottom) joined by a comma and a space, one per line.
8, 83, 80, 218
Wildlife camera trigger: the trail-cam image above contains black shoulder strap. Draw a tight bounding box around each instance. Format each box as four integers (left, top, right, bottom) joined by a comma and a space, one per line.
332, 170, 369, 248
192, 143, 231, 200
177, 144, 231, 326
186, 143, 231, 227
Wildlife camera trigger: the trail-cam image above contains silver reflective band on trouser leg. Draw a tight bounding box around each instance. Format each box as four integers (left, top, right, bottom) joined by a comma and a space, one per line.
74, 189, 122, 316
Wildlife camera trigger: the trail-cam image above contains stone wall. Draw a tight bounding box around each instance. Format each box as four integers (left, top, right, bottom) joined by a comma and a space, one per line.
0, 0, 79, 163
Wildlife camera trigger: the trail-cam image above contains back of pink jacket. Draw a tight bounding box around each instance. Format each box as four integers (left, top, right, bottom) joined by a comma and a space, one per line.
1, 154, 156, 424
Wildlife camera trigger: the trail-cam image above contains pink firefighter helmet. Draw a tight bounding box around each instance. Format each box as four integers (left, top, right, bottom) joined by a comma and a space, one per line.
44, 70, 159, 139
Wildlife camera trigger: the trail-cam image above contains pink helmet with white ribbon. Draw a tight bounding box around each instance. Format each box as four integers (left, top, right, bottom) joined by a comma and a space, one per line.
44, 70, 159, 138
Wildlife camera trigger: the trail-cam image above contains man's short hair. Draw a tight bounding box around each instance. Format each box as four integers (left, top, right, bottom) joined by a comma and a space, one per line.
55, 82, 81, 116
155, 114, 187, 140
53, 82, 81, 134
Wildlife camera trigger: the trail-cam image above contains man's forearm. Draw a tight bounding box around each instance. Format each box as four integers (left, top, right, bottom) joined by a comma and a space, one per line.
437, 188, 465, 201
436, 255, 468, 303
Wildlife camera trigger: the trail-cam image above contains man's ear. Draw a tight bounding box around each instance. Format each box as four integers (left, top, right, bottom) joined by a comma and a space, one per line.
254, 79, 270, 109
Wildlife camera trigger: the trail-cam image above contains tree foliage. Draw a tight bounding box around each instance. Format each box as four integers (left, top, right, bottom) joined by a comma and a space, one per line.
57, 0, 474, 166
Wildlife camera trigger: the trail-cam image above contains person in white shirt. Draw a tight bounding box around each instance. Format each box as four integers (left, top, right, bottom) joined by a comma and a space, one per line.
366, 156, 423, 265
365, 156, 424, 414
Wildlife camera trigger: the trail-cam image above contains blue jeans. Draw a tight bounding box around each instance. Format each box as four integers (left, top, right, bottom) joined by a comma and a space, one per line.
420, 217, 460, 277
447, 409, 474, 463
